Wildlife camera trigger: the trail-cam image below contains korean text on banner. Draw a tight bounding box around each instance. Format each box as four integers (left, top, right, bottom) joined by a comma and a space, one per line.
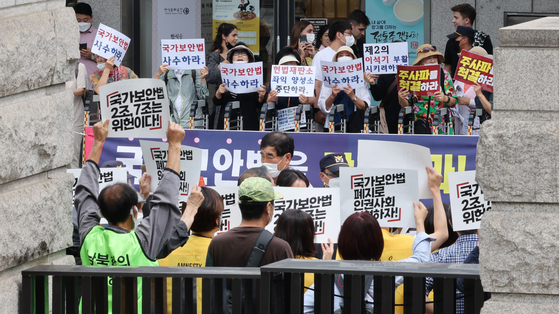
209, 186, 242, 234
161, 39, 206, 70
321, 59, 365, 89
99, 79, 171, 139
68, 168, 128, 205
265, 187, 341, 243
92, 23, 130, 66
357, 140, 432, 199
270, 65, 315, 97
339, 167, 418, 228
140, 140, 202, 201
447, 170, 491, 232
363, 42, 409, 74
397, 64, 440, 97
220, 62, 264, 94
277, 107, 301, 132
454, 50, 494, 93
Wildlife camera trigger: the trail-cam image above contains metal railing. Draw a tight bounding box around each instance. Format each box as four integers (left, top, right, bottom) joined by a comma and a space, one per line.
22, 260, 485, 314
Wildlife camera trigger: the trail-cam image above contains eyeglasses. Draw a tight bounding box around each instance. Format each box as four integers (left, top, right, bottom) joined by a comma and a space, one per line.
233, 51, 248, 56
419, 46, 437, 54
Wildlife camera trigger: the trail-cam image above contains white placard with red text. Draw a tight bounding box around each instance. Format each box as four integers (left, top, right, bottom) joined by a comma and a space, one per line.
210, 186, 243, 235
91, 23, 130, 66
320, 59, 365, 89
161, 39, 206, 70
220, 62, 264, 94
340, 167, 418, 228
448, 170, 491, 231
270, 65, 315, 97
140, 140, 202, 201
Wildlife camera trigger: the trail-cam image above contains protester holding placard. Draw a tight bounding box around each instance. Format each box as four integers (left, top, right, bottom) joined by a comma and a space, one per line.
317, 46, 370, 132
397, 44, 458, 134
154, 63, 209, 128
91, 55, 138, 95
213, 43, 267, 130
288, 20, 317, 66
267, 50, 314, 110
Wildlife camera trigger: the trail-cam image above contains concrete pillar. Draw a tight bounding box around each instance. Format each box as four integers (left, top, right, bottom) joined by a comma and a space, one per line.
0, 1, 77, 312
477, 17, 559, 313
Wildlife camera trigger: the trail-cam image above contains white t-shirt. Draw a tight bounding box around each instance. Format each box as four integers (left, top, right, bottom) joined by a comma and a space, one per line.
313, 46, 336, 82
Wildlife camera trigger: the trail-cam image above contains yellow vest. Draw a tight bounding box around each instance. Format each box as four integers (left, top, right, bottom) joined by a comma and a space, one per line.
158, 234, 212, 314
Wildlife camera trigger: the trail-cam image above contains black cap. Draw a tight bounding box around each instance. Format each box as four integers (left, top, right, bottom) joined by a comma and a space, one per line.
447, 26, 476, 39
320, 153, 349, 173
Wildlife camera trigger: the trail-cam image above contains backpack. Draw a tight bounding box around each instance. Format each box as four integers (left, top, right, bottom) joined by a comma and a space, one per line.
333, 274, 375, 314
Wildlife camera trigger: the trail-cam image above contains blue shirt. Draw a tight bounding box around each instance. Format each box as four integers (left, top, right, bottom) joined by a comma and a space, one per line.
425, 233, 479, 314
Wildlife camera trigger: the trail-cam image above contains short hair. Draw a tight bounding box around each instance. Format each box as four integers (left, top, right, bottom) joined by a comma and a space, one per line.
74, 2, 93, 16
348, 9, 370, 27
451, 3, 476, 24
289, 20, 312, 48
464, 35, 474, 46
328, 20, 352, 42
315, 24, 330, 49
276, 169, 309, 187
424, 203, 458, 249
338, 212, 384, 260
190, 187, 224, 233
239, 200, 270, 221
260, 132, 295, 157
275, 210, 316, 257
238, 166, 271, 186
98, 183, 138, 224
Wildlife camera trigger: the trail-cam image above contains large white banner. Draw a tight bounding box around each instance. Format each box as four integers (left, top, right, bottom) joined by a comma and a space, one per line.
357, 140, 433, 199
99, 79, 171, 139
161, 38, 206, 70
320, 59, 365, 88
140, 140, 202, 201
220, 62, 264, 94
447, 171, 491, 231
91, 23, 130, 66
340, 167, 418, 228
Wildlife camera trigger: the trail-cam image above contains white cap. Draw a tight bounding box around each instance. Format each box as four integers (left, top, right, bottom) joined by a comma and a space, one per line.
278, 54, 300, 65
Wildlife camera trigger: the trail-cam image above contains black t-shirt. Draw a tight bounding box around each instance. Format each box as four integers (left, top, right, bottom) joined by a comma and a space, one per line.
444, 31, 493, 77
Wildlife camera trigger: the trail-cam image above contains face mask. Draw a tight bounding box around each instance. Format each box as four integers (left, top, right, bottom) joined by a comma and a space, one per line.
78, 22, 91, 33
262, 155, 286, 178
233, 60, 248, 64
344, 35, 355, 47
306, 33, 315, 44
328, 178, 340, 188
423, 62, 439, 66
337, 56, 353, 62
130, 207, 142, 232
225, 41, 234, 50
97, 63, 106, 71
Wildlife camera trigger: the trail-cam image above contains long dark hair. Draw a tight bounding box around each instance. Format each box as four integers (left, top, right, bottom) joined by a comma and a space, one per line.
289, 20, 312, 48
275, 209, 316, 258
211, 23, 237, 53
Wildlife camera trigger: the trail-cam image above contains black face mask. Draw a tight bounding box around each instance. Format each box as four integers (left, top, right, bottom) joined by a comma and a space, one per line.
225, 41, 234, 50
450, 39, 460, 51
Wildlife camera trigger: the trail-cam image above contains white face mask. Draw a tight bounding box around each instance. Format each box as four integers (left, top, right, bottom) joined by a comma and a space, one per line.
327, 178, 340, 188
130, 207, 143, 232
337, 56, 353, 62
344, 35, 355, 47
306, 33, 315, 44
233, 60, 248, 64
97, 63, 106, 71
78, 22, 91, 33
423, 62, 439, 66
262, 155, 286, 178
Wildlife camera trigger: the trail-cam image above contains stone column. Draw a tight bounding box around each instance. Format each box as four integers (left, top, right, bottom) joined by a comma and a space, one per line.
477, 17, 559, 313
0, 2, 78, 312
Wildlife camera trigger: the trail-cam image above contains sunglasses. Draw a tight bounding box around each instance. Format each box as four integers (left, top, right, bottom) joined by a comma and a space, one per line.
419, 46, 437, 54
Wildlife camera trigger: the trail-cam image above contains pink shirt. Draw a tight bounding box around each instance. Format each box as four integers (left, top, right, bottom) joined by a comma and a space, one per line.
79, 25, 98, 88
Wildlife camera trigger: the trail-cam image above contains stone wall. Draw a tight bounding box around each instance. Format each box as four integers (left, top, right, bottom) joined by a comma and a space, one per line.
477, 17, 559, 313
0, 1, 77, 312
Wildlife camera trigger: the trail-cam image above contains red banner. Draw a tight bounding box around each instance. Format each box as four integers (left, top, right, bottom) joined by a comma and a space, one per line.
454, 50, 493, 93
397, 64, 441, 97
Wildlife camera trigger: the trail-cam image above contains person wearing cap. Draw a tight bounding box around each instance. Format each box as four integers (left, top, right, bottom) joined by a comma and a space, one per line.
397, 44, 458, 134
153, 62, 209, 129
266, 50, 314, 110
319, 153, 349, 188
317, 46, 370, 132
444, 4, 493, 77
213, 43, 267, 130
207, 177, 294, 267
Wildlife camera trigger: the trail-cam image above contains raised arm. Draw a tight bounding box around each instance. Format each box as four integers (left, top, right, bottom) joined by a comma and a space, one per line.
93, 56, 115, 95
426, 167, 448, 252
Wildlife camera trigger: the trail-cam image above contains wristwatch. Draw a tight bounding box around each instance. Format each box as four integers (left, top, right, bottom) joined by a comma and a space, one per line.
353, 96, 357, 101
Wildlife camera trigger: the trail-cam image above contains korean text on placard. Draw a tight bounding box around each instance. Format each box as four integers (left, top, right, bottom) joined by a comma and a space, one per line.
351, 172, 406, 222
161, 39, 205, 70
454, 50, 494, 93
221, 62, 264, 94
270, 65, 315, 97
320, 59, 365, 88
363, 42, 409, 74
397, 64, 440, 97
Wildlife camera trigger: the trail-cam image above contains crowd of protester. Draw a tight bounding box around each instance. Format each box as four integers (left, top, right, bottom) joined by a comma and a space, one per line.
69, 2, 487, 313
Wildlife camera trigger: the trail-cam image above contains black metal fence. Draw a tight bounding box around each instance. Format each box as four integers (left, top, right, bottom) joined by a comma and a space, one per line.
22, 259, 485, 314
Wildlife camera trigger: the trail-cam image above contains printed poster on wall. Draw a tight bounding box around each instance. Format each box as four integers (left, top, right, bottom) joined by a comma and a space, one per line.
140, 140, 203, 201
365, 0, 426, 65
99, 79, 171, 139
213, 0, 260, 55
340, 167, 418, 228
447, 170, 491, 231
